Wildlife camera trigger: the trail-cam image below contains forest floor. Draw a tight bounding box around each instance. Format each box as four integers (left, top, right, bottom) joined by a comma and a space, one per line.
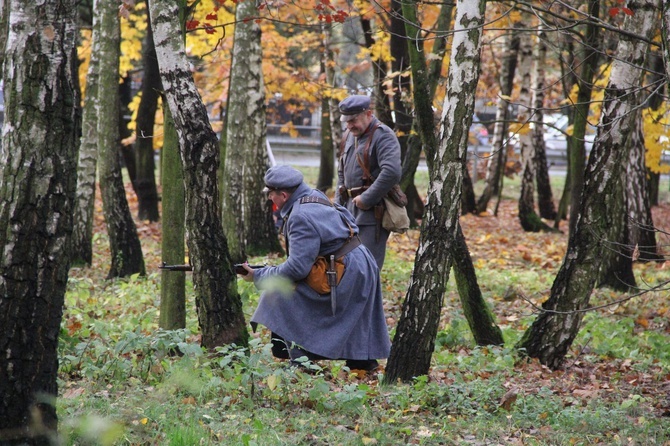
59, 179, 670, 445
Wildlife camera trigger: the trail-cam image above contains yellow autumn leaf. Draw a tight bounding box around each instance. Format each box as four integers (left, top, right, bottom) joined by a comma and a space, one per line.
267, 374, 279, 391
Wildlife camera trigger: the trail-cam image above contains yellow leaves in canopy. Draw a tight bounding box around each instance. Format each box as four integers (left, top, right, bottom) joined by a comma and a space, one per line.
77, 29, 92, 100
120, 2, 146, 77
643, 106, 670, 174
358, 28, 393, 64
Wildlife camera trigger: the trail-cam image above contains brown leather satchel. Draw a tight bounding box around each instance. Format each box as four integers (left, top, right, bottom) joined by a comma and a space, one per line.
305, 256, 345, 294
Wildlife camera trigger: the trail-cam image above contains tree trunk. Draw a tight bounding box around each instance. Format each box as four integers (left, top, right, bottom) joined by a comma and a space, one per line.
317, 23, 337, 193
97, 0, 145, 279
532, 27, 556, 221
222, 0, 281, 262
150, 0, 248, 349
566, 0, 601, 236
0, 0, 8, 75
360, 17, 393, 127
626, 113, 660, 263
160, 105, 186, 329
390, 0, 412, 172
476, 24, 520, 214
399, 0, 499, 346
517, 26, 553, 232
461, 168, 477, 214
517, 0, 658, 369
0, 0, 78, 440
398, 0, 451, 223
71, 12, 101, 267
452, 224, 504, 345
386, 0, 486, 382
317, 94, 334, 192
134, 2, 161, 222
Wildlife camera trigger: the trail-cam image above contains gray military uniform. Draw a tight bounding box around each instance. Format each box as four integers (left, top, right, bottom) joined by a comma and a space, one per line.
335, 116, 402, 268
251, 182, 391, 361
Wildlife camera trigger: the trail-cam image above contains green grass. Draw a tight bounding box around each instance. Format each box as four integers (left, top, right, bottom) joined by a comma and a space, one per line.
55, 167, 670, 445
57, 264, 670, 445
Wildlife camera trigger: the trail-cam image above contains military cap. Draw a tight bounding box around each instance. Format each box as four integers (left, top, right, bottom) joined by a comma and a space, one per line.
339, 95, 371, 122
263, 165, 304, 192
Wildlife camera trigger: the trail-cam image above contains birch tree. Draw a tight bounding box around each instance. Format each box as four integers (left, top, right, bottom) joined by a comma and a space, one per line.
221, 0, 280, 262
517, 0, 659, 368
97, 0, 145, 278
149, 0, 248, 348
0, 0, 79, 439
134, 0, 161, 222
385, 0, 487, 382
71, 8, 101, 266
476, 24, 520, 214
399, 0, 503, 351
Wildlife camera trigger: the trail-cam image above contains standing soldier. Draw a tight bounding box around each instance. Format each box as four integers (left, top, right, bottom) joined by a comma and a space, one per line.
335, 95, 402, 269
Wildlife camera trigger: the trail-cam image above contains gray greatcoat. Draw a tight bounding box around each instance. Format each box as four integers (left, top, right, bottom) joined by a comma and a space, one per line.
335, 116, 401, 267
251, 183, 391, 360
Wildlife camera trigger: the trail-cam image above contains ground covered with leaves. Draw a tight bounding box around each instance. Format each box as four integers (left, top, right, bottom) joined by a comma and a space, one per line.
57, 179, 670, 445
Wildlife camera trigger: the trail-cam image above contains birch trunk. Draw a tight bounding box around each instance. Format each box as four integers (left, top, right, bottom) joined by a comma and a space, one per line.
532, 27, 556, 221
516, 23, 552, 232
0, 0, 78, 438
317, 23, 337, 192
563, 0, 601, 234
71, 10, 101, 266
385, 0, 487, 382
134, 2, 160, 222
149, 0, 248, 348
400, 0, 502, 349
476, 25, 520, 214
517, 0, 659, 369
222, 0, 280, 261
97, 0, 145, 278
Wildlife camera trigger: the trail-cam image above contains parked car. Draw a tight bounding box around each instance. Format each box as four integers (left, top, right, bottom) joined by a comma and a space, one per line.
544, 114, 595, 155
469, 114, 490, 146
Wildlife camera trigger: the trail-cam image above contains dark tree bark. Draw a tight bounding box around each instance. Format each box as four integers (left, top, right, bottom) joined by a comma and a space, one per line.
134, 1, 161, 222
360, 17, 393, 126
563, 0, 601, 235
150, 0, 248, 348
319, 21, 341, 193
399, 0, 452, 224
461, 168, 477, 214
160, 105, 186, 329
385, 0, 488, 382
517, 0, 658, 368
476, 24, 520, 214
389, 0, 413, 152
98, 0, 145, 279
0, 0, 79, 440
222, 0, 281, 262
317, 94, 334, 192
645, 50, 665, 206
532, 27, 556, 221
452, 224, 504, 345
71, 8, 102, 266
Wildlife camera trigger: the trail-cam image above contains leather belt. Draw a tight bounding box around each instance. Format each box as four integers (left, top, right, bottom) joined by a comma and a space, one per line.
347, 186, 368, 199
332, 235, 362, 259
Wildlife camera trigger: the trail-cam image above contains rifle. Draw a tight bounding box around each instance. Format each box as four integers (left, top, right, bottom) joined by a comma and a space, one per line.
234, 264, 265, 275
159, 262, 264, 275
159, 262, 192, 271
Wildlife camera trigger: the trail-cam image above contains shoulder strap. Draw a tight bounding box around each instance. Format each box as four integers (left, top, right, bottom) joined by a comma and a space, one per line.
299, 196, 332, 206
355, 123, 381, 184
338, 129, 351, 159
299, 196, 355, 239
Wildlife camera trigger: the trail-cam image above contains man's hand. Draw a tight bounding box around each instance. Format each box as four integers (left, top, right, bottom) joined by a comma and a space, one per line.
353, 195, 370, 210
237, 263, 255, 282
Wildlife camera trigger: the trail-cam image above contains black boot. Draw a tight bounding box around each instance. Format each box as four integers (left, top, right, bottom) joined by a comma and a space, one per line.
345, 359, 379, 372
